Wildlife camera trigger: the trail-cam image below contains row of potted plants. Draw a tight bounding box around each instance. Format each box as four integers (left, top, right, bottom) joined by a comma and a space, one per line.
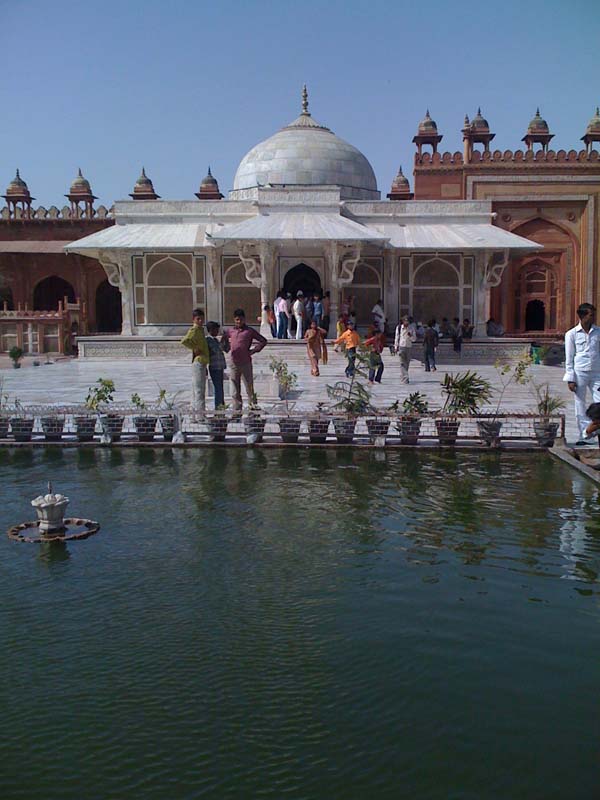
0, 353, 566, 446
0, 379, 181, 442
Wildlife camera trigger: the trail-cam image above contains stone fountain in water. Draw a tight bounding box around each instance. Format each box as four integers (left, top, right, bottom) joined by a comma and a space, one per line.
7, 482, 100, 543
31, 482, 70, 534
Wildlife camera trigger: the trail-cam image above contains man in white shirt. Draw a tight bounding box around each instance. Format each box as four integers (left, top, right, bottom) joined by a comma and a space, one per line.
292, 291, 305, 340
274, 292, 290, 339
564, 303, 600, 445
394, 315, 417, 384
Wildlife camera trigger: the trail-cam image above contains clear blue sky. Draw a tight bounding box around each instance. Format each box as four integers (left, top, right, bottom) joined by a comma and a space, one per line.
1, 0, 598, 207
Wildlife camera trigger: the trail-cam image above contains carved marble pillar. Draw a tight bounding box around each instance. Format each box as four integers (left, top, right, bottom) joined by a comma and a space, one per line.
325, 241, 339, 337
205, 246, 222, 323
383, 249, 398, 326
474, 249, 510, 338
259, 242, 277, 337
99, 250, 133, 336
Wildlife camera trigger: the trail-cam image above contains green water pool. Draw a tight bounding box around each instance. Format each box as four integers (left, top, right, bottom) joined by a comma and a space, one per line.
2, 448, 599, 799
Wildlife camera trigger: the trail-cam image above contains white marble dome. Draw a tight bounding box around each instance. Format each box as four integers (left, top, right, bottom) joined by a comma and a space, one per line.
231, 90, 380, 200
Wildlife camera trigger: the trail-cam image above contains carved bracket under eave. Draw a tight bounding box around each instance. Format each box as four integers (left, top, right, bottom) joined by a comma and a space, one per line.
483, 248, 510, 288
98, 256, 121, 288
338, 244, 362, 287
238, 242, 264, 289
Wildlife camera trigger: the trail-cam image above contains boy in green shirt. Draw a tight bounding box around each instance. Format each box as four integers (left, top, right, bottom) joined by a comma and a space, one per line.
180, 308, 209, 414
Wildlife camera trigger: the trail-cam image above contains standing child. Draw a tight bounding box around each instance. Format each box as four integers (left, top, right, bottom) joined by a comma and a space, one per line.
305, 320, 328, 376
206, 321, 229, 408
180, 307, 209, 414
334, 313, 349, 352
423, 319, 439, 372
364, 327, 386, 384
333, 320, 361, 377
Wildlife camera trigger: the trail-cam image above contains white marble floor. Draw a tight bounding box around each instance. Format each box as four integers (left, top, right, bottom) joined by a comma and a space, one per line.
0, 346, 580, 442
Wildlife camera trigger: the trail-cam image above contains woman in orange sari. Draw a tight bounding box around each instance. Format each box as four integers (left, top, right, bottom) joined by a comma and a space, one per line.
305, 319, 328, 376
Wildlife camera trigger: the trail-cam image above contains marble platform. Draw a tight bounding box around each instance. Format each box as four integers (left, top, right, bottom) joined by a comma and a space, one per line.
0, 344, 579, 443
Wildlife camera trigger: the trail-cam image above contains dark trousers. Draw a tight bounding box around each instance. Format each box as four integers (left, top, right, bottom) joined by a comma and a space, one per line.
424, 348, 436, 371
345, 347, 357, 377
368, 363, 384, 383
209, 367, 225, 409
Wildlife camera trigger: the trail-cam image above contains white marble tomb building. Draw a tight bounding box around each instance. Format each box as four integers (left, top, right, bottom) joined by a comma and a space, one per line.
67, 89, 538, 354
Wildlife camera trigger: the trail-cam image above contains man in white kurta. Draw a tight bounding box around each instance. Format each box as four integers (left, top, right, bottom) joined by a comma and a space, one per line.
564, 303, 600, 445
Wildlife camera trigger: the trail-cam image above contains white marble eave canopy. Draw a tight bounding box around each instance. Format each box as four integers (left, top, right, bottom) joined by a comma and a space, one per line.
206, 212, 389, 243
64, 196, 541, 255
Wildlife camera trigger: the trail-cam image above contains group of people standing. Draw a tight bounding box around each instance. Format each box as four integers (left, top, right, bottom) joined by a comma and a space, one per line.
271, 290, 331, 340
180, 307, 266, 415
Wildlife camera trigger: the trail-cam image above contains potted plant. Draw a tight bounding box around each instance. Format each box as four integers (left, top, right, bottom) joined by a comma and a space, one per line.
244, 392, 266, 443
85, 378, 124, 442
326, 350, 372, 444
73, 403, 98, 442
477, 353, 531, 447
396, 393, 429, 445
207, 403, 230, 442
437, 371, 493, 446
155, 386, 181, 441
40, 408, 66, 441
269, 356, 301, 443
9, 399, 35, 442
308, 401, 331, 443
9, 346, 23, 369
531, 382, 565, 447
365, 413, 391, 443
131, 392, 157, 442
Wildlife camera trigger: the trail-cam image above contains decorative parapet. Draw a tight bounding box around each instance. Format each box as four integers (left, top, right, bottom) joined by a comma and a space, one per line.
0, 204, 113, 221
416, 149, 600, 168
0, 308, 70, 320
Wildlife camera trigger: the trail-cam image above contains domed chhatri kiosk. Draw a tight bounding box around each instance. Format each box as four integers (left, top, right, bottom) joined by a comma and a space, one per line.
66, 88, 539, 356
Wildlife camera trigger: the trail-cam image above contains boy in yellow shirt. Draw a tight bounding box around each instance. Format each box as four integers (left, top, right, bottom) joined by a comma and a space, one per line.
180, 308, 210, 414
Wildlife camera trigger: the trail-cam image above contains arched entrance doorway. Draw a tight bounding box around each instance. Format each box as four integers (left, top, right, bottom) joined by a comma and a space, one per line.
33, 275, 76, 311
283, 263, 322, 298
514, 261, 557, 332
525, 299, 545, 331
95, 280, 122, 332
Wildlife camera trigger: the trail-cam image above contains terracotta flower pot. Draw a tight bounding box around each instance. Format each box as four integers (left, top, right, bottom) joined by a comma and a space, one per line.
207, 415, 229, 442
133, 415, 158, 442
75, 415, 97, 442
333, 417, 356, 444
533, 420, 559, 448
478, 419, 503, 447
99, 413, 124, 442
41, 416, 65, 442
278, 417, 302, 443
366, 417, 390, 443
10, 417, 35, 442
398, 416, 422, 446
435, 418, 460, 446
244, 413, 266, 443
308, 417, 330, 443
159, 414, 176, 442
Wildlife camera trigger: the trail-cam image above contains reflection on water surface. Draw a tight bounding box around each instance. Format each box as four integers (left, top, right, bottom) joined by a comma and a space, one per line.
1, 448, 599, 800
